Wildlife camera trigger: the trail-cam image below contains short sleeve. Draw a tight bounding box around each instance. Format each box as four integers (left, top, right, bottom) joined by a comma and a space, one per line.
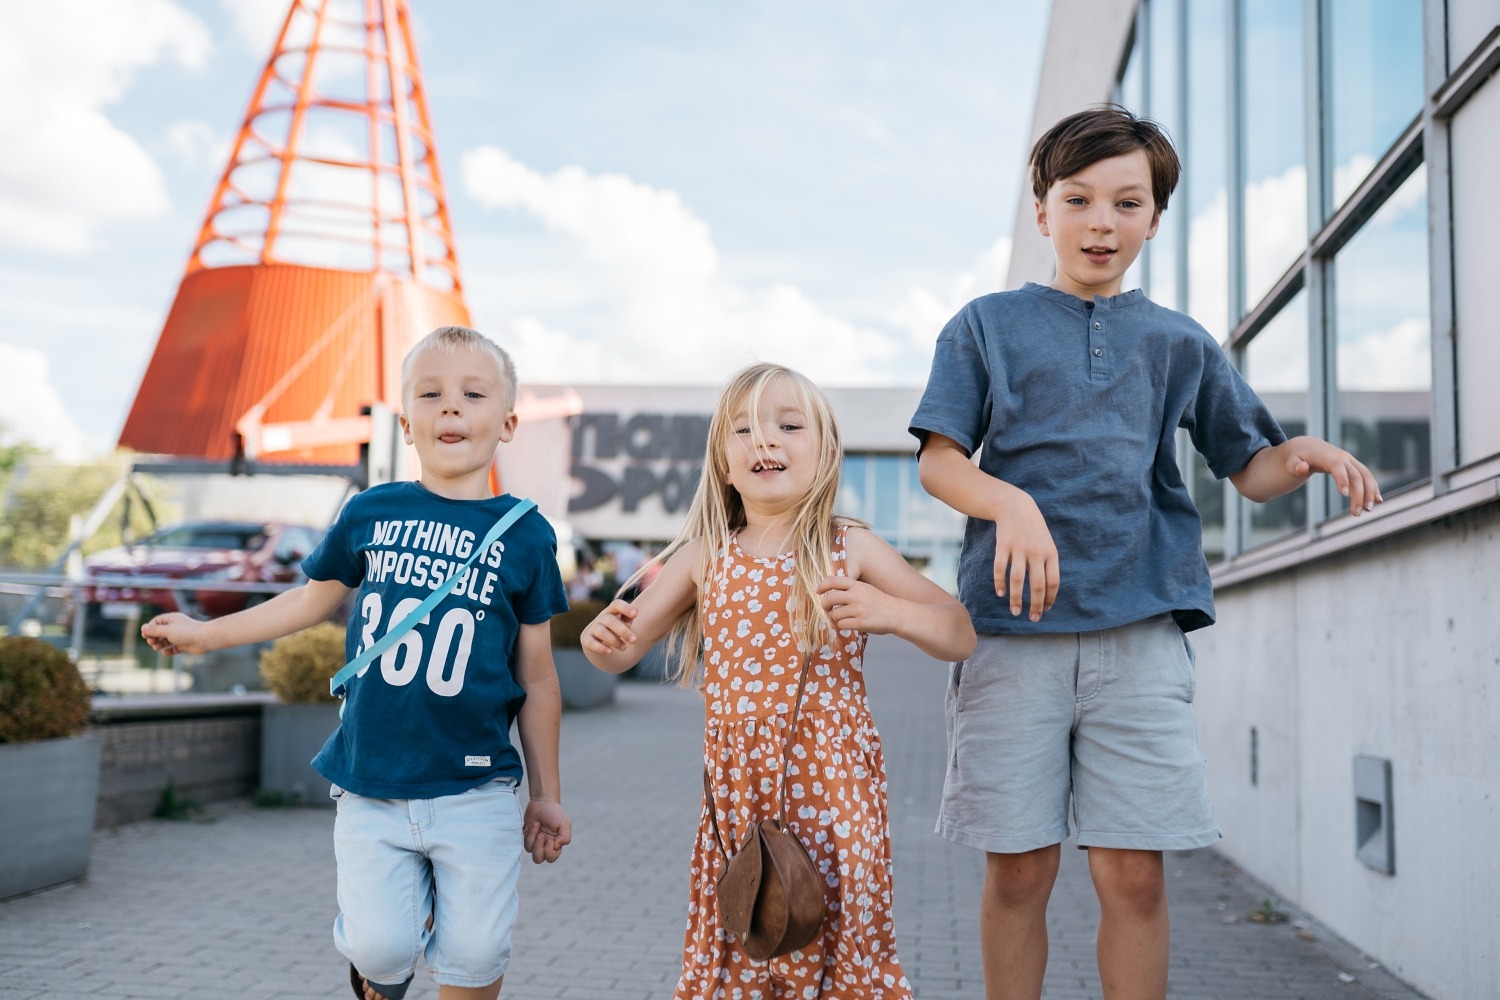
301, 500, 363, 586
908, 306, 991, 455
1183, 339, 1287, 479
514, 516, 569, 625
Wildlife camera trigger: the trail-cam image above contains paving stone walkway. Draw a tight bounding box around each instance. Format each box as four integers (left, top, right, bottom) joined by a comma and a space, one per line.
0, 637, 1430, 999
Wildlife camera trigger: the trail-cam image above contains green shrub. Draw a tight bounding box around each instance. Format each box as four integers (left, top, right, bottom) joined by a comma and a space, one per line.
0, 636, 92, 743
259, 622, 344, 704
550, 600, 605, 649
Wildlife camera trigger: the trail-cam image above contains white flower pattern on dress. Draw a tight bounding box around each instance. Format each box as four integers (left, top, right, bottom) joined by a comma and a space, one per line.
674, 525, 912, 1000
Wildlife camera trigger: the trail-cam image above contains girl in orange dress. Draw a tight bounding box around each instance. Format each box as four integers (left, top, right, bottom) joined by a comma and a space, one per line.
582, 363, 975, 999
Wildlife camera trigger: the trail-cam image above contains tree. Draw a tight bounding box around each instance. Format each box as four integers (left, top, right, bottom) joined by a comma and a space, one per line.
0, 448, 172, 570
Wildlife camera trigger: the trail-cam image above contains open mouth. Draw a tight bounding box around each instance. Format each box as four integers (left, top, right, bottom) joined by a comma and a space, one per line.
752, 459, 785, 474
1083, 245, 1116, 262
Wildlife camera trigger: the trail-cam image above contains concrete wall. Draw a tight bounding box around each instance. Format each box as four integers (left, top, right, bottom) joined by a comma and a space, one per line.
91, 697, 270, 827
1194, 501, 1500, 999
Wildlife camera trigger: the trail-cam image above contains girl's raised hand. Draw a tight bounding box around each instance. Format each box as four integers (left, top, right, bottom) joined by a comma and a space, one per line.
580, 599, 639, 654
816, 576, 899, 636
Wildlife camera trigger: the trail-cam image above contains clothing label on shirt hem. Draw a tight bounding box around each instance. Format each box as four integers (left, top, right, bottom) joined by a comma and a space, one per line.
464, 755, 491, 767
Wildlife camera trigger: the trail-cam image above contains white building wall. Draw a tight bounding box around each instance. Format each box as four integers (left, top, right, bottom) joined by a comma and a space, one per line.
1196, 506, 1500, 998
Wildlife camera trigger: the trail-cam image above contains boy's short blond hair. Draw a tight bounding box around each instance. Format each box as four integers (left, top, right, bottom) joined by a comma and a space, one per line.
400, 326, 518, 409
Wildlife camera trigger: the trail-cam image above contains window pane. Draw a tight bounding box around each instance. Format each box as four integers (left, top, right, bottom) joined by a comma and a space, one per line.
1325, 0, 1424, 210
1241, 0, 1306, 311
1245, 292, 1309, 546
838, 454, 868, 521
1334, 166, 1431, 496
872, 455, 903, 538
1119, 28, 1144, 113
1186, 0, 1229, 339
1145, 0, 1183, 309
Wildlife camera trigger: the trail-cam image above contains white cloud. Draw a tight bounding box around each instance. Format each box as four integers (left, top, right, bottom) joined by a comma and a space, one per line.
888, 238, 1011, 348
461, 147, 903, 385
0, 344, 99, 461
1338, 317, 1430, 392
217, 0, 293, 55
0, 0, 211, 253
162, 119, 230, 173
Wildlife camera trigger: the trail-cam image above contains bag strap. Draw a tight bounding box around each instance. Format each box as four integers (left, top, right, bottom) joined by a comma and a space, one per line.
704, 650, 814, 860
328, 497, 537, 697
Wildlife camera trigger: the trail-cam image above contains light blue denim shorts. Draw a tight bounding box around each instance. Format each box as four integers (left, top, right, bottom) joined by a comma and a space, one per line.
330, 776, 524, 991
937, 613, 1221, 854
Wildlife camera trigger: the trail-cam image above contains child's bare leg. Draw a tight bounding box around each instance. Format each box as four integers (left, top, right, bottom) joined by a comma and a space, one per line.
437, 981, 502, 1000
1087, 847, 1169, 1000
981, 845, 1060, 1000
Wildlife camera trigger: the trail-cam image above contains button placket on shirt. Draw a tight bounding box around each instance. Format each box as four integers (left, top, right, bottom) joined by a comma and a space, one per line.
1086, 301, 1111, 381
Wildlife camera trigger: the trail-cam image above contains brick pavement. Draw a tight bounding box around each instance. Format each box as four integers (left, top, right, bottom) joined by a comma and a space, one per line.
0, 636, 1430, 999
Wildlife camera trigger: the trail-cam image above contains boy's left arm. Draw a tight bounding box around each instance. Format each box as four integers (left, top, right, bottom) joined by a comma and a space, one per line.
1229, 435, 1383, 516
513, 620, 571, 863
816, 527, 976, 662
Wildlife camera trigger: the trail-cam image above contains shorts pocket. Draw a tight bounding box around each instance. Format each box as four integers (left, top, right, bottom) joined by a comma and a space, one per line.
1178, 630, 1197, 703
950, 659, 968, 713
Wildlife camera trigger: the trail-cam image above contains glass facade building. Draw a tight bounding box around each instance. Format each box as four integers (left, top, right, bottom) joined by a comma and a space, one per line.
1117, 0, 1438, 559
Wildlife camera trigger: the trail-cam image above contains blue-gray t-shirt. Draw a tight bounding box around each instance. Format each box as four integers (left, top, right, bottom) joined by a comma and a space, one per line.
909, 283, 1284, 635
302, 482, 568, 798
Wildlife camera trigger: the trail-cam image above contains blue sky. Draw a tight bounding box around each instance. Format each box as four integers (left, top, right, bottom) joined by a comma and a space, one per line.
0, 0, 1046, 459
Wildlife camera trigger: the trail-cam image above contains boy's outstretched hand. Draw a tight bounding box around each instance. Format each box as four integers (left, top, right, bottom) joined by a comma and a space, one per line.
580, 599, 638, 654
1232, 435, 1384, 517
523, 798, 571, 863
1281, 437, 1383, 516
141, 613, 210, 656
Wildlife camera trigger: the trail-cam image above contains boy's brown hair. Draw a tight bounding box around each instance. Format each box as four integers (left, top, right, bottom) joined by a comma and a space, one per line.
1029, 104, 1181, 218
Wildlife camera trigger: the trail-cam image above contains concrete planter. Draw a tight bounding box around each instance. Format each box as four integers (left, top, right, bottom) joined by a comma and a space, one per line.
0, 734, 102, 900
554, 649, 616, 710
260, 702, 341, 807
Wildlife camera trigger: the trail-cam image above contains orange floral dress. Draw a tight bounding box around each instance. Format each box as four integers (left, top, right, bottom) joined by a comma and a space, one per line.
674, 525, 912, 1000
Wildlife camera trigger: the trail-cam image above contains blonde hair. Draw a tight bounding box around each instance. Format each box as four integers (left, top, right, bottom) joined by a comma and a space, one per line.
401, 326, 518, 409
629, 363, 858, 686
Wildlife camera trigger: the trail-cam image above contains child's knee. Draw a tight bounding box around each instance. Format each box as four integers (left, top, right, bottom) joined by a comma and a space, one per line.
984, 846, 1060, 906
433, 936, 511, 986
1089, 849, 1165, 910
337, 918, 421, 983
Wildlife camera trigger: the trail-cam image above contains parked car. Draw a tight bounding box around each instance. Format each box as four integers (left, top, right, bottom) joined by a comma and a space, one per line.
80, 520, 324, 628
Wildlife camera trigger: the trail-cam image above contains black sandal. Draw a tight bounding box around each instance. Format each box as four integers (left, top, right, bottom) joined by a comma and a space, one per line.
348, 964, 414, 1000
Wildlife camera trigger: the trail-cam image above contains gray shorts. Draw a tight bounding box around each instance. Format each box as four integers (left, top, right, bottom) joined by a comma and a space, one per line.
937, 614, 1221, 854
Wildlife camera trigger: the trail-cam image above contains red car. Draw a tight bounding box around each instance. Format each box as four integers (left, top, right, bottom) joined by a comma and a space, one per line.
82, 520, 324, 627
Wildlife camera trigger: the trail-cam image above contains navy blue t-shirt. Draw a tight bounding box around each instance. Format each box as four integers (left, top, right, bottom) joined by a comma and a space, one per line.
302, 482, 568, 798
910, 283, 1285, 635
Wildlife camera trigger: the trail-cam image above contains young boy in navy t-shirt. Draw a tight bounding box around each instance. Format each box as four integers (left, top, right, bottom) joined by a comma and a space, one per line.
910, 106, 1382, 999
144, 326, 570, 1000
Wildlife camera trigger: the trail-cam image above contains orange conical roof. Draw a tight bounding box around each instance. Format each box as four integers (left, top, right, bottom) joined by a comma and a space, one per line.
120, 0, 469, 464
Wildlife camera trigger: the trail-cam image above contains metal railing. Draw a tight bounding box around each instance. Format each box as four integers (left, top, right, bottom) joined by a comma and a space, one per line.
0, 572, 300, 695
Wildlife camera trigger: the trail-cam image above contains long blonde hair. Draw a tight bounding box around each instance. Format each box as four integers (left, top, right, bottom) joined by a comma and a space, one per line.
627, 363, 856, 686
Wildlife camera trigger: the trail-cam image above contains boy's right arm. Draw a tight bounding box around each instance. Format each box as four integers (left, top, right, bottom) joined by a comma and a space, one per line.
141, 578, 353, 655
917, 433, 1060, 621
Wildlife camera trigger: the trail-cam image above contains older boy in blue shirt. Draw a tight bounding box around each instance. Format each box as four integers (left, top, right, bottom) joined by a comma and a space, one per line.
910, 106, 1381, 1000
144, 327, 570, 1000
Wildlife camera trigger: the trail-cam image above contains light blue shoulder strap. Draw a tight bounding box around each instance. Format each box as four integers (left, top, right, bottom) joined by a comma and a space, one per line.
329, 498, 537, 697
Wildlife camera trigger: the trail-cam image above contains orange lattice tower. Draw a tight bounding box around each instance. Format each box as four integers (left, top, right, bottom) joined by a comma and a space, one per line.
119, 0, 469, 465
